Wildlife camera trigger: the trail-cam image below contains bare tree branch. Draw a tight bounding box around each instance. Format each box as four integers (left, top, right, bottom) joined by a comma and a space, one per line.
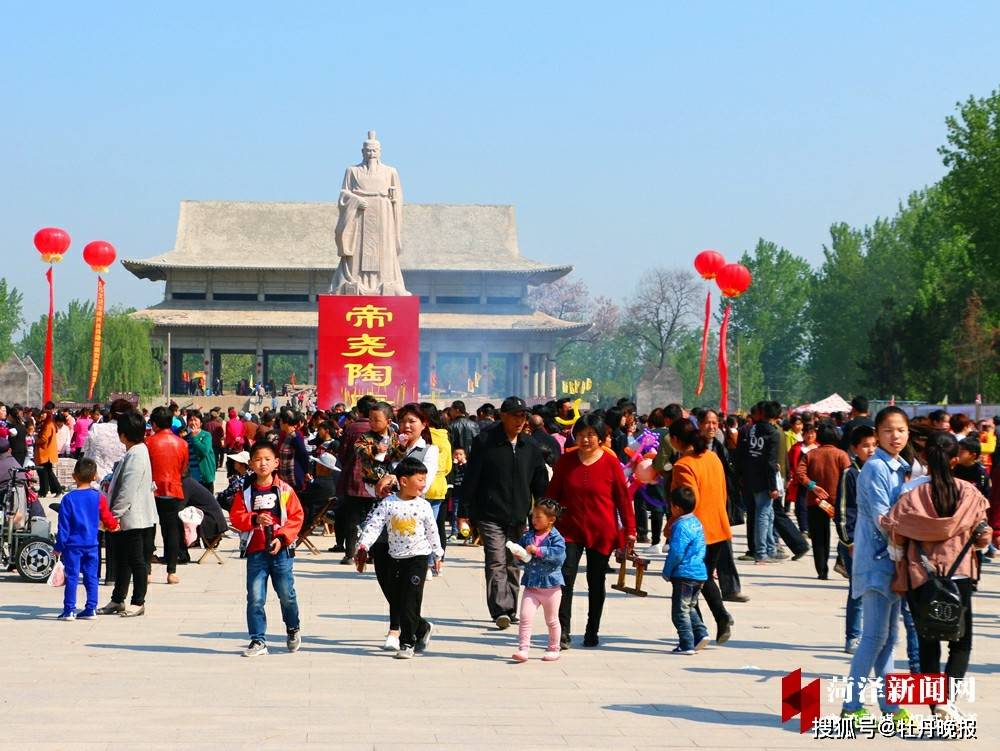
625, 268, 700, 369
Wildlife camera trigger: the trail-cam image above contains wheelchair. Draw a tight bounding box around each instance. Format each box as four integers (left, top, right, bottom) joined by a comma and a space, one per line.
1, 467, 56, 582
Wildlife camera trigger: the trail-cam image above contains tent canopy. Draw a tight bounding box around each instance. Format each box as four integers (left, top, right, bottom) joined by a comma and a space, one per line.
794, 393, 852, 414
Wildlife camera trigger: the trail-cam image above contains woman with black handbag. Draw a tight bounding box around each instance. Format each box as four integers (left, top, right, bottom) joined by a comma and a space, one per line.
883, 431, 992, 721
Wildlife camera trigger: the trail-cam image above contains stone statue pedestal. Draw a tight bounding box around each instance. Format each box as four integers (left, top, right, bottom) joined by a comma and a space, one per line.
635, 365, 684, 415
316, 295, 420, 408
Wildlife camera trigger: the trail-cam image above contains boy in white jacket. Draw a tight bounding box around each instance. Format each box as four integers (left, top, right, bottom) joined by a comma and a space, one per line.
356, 457, 443, 659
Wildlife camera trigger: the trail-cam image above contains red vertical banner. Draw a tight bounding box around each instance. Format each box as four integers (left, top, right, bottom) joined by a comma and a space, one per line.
87, 277, 106, 400
44, 266, 54, 403
718, 303, 732, 415
695, 289, 711, 396
317, 295, 420, 408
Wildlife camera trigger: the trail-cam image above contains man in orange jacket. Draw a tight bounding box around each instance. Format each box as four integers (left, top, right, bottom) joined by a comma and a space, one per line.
230, 441, 304, 658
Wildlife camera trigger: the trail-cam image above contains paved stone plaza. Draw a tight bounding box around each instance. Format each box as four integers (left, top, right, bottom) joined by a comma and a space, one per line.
1, 519, 995, 750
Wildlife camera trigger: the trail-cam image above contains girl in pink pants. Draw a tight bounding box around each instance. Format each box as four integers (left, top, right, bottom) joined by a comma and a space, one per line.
512, 500, 567, 662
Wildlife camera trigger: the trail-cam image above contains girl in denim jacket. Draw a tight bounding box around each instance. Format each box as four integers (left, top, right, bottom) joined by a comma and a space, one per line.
512, 500, 566, 662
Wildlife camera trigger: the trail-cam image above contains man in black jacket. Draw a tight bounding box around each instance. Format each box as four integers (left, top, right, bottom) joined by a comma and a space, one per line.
447, 400, 480, 455
464, 396, 549, 629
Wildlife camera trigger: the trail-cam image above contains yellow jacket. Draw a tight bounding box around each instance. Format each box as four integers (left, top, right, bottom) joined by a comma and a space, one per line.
426, 427, 452, 501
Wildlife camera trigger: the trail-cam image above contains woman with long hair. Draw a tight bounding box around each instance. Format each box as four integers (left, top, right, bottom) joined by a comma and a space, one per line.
883, 431, 991, 720
840, 406, 914, 725
669, 418, 736, 643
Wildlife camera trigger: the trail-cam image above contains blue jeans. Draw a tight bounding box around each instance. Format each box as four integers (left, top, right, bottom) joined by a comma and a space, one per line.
246, 548, 300, 642
900, 599, 921, 674
842, 589, 901, 713
839, 542, 862, 642
671, 578, 709, 651
752, 491, 776, 560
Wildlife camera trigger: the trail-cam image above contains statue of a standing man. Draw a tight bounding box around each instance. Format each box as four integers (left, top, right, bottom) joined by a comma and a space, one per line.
330, 131, 409, 296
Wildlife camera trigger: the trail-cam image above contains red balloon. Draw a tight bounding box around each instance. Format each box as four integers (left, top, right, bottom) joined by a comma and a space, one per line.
693, 249, 726, 280
34, 227, 71, 263
716, 263, 752, 298
83, 240, 117, 273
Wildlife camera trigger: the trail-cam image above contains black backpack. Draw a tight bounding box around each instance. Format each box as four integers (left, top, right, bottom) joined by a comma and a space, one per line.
909, 521, 988, 642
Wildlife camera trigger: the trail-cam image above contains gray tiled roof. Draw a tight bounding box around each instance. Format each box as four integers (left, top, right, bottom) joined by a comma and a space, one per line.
132, 305, 590, 333
122, 200, 570, 275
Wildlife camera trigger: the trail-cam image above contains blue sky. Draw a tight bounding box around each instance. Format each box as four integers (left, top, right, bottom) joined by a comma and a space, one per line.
4, 1, 1000, 328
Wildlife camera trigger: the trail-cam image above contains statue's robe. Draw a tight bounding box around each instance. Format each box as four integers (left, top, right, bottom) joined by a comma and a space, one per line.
330, 162, 408, 296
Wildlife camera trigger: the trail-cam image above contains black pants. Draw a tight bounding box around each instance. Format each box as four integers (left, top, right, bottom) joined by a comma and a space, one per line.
37, 461, 63, 496
908, 578, 974, 699
772, 498, 809, 555
155, 497, 186, 574
716, 538, 742, 597
634, 497, 649, 540
559, 543, 610, 638
343, 496, 374, 556
371, 538, 398, 630
696, 541, 731, 628
807, 505, 831, 577
392, 555, 430, 649
111, 528, 152, 606
743, 489, 756, 554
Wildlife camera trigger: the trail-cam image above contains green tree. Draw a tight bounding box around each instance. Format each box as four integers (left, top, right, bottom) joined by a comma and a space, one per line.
18, 301, 161, 400
807, 223, 868, 396
726, 239, 814, 403
0, 278, 24, 362
940, 88, 1000, 303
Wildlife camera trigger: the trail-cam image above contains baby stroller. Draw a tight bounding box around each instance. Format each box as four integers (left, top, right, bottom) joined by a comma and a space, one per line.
1, 467, 56, 582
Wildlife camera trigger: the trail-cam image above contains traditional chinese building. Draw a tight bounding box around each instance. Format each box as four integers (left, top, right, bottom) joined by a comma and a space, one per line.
125, 200, 587, 402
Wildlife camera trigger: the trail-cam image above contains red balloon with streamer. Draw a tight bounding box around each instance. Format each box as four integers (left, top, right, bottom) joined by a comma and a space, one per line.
716, 263, 752, 298
715, 264, 751, 414
83, 241, 117, 273
34, 227, 71, 264
694, 249, 726, 280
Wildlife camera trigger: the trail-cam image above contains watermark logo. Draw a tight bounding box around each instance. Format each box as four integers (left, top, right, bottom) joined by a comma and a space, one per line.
781, 668, 820, 733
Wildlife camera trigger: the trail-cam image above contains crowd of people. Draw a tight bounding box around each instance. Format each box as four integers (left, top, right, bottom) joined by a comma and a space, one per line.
3, 392, 997, 724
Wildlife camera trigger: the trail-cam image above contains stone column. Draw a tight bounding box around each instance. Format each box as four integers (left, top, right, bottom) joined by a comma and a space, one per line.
203, 345, 212, 395
307, 346, 316, 387
481, 348, 489, 396
532, 356, 542, 398
429, 349, 438, 391
547, 359, 558, 398
256, 338, 264, 388
521, 351, 530, 398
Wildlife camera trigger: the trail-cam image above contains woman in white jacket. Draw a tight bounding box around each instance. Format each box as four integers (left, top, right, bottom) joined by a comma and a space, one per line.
98, 410, 157, 618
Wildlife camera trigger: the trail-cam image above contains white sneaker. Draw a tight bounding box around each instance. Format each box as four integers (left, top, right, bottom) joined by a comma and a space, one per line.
427, 567, 435, 580
542, 650, 560, 662
383, 633, 400, 651
933, 703, 965, 720
645, 542, 663, 554
394, 646, 415, 659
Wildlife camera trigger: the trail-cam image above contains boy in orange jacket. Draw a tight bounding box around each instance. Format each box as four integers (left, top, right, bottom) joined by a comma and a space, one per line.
230, 441, 305, 657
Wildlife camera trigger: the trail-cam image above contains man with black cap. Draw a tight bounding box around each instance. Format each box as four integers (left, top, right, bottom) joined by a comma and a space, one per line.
464, 395, 549, 630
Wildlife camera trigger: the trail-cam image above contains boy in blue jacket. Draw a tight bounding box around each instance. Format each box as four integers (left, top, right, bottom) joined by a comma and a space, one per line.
54, 458, 119, 620
511, 499, 566, 662
834, 425, 876, 654
663, 487, 709, 654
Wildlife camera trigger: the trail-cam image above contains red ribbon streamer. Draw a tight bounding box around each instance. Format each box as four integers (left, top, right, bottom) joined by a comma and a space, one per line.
718, 302, 732, 414
87, 276, 106, 400
695, 290, 711, 396
44, 266, 54, 403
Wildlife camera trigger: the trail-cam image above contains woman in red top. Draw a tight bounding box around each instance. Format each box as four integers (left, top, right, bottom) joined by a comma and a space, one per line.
547, 413, 636, 649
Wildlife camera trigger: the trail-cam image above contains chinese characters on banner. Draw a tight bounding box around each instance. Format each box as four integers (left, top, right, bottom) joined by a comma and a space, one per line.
317, 295, 420, 408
